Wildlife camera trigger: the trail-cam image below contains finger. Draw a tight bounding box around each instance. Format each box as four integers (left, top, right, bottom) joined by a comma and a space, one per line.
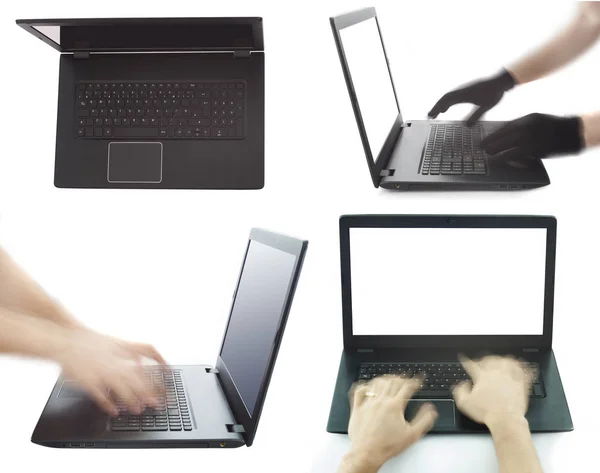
409, 403, 439, 438
489, 147, 532, 162
452, 380, 472, 409
126, 370, 160, 408
129, 343, 168, 366
382, 376, 404, 397
428, 91, 461, 118
111, 380, 143, 414
351, 385, 369, 412
482, 129, 529, 156
396, 377, 422, 406
466, 105, 488, 127
480, 117, 528, 149
458, 354, 481, 381
86, 384, 118, 416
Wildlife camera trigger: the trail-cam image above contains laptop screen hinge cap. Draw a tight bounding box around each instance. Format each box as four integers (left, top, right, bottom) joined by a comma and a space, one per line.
379, 170, 395, 177
226, 423, 246, 433
205, 367, 219, 374
234, 50, 251, 58
73, 51, 90, 59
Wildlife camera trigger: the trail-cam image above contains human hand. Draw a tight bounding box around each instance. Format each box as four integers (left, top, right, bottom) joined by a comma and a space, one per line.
428, 69, 516, 126
480, 113, 584, 160
53, 328, 167, 415
344, 376, 438, 472
453, 355, 533, 427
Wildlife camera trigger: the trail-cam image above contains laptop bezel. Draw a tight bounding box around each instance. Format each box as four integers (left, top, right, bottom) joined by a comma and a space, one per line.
15, 17, 264, 53
339, 214, 556, 350
214, 228, 308, 446
330, 7, 403, 188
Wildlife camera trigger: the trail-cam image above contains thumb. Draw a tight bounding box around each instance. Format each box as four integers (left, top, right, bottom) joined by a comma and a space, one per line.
466, 105, 488, 127
452, 380, 472, 409
409, 403, 438, 438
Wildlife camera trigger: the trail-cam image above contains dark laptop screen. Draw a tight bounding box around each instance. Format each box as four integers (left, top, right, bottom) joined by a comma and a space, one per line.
23, 19, 260, 52
219, 240, 296, 416
349, 226, 547, 336
338, 16, 399, 160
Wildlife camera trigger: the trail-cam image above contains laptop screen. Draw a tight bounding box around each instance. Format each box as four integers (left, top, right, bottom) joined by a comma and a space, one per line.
21, 19, 260, 52
339, 16, 399, 161
219, 240, 297, 416
349, 227, 547, 336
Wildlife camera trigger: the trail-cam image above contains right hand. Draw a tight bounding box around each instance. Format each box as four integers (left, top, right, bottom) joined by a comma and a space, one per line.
452, 355, 533, 426
53, 328, 167, 415
428, 69, 516, 126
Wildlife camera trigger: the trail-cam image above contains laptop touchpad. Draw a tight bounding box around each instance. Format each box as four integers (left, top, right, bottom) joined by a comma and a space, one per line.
405, 400, 456, 428
108, 142, 163, 183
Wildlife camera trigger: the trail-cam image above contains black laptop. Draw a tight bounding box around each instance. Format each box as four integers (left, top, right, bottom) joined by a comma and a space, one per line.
16, 18, 264, 189
327, 215, 572, 433
32, 228, 307, 448
330, 8, 550, 191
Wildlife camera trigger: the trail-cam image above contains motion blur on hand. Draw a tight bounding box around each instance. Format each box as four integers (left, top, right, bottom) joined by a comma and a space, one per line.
55, 328, 167, 415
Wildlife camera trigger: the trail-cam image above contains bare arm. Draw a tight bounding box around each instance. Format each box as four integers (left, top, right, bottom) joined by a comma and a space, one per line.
509, 2, 600, 84
0, 306, 68, 359
582, 112, 600, 147
0, 246, 83, 330
489, 416, 542, 473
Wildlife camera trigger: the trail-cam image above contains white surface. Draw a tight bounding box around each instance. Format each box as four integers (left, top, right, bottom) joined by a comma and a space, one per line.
339, 17, 399, 160
350, 227, 547, 335
0, 0, 599, 472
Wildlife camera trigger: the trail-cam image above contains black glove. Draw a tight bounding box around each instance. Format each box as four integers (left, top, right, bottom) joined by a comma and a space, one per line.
480, 113, 584, 160
428, 69, 516, 126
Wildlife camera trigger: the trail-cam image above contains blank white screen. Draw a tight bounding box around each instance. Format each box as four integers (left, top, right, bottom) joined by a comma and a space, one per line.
339, 18, 399, 160
350, 227, 547, 335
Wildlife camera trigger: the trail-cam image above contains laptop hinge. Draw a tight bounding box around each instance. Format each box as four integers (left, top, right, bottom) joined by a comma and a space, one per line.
234, 50, 252, 58
400, 122, 412, 128
357, 348, 374, 353
522, 348, 539, 353
73, 51, 90, 59
379, 170, 395, 177
226, 424, 246, 433
205, 367, 219, 374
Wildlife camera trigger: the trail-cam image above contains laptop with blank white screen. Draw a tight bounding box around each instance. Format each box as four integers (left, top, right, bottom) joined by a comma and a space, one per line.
327, 215, 572, 433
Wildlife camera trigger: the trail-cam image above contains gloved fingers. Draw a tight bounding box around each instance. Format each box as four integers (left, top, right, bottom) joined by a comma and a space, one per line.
428, 90, 464, 118
465, 105, 489, 127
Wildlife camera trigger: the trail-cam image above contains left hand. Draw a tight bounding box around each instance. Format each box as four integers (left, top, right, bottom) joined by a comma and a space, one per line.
344, 376, 438, 472
480, 113, 583, 160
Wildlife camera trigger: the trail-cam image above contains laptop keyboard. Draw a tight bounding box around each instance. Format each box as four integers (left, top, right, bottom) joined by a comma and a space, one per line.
357, 362, 544, 398
420, 124, 488, 176
76, 81, 245, 139
109, 369, 193, 432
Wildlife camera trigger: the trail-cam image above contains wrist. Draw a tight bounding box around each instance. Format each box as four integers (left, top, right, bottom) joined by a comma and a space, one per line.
341, 448, 387, 473
497, 68, 517, 90
486, 413, 529, 437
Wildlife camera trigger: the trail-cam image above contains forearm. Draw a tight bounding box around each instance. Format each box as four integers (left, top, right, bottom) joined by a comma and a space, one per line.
582, 112, 600, 148
0, 246, 83, 330
488, 415, 543, 473
337, 449, 385, 473
0, 307, 67, 360
508, 3, 600, 85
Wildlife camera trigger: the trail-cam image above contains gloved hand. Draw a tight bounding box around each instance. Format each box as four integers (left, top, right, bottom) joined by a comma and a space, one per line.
481, 113, 584, 160
428, 69, 516, 126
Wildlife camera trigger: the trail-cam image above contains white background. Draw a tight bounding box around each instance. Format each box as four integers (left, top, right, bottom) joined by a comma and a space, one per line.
350, 227, 547, 335
0, 1, 599, 472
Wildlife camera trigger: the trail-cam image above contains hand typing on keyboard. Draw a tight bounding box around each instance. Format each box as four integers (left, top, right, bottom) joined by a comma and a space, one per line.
452, 354, 533, 427
55, 329, 167, 415
340, 376, 438, 472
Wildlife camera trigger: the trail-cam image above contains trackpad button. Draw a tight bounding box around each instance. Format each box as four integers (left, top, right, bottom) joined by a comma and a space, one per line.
108, 142, 163, 183
405, 400, 456, 428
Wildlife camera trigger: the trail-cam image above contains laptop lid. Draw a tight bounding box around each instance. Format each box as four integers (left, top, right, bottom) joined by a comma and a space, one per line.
330, 8, 403, 187
340, 215, 556, 351
215, 228, 307, 446
16, 18, 264, 53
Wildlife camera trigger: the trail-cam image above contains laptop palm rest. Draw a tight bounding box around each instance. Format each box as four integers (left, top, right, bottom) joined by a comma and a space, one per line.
108, 142, 163, 183
405, 400, 455, 428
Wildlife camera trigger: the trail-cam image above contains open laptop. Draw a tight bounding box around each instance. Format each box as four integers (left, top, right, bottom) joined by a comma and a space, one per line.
327, 215, 572, 433
32, 228, 307, 448
16, 18, 264, 189
330, 8, 550, 191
